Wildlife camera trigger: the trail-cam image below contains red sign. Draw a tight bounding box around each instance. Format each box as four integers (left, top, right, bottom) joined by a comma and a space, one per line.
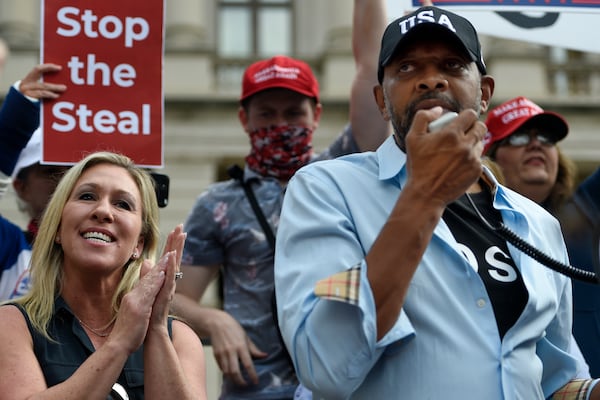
41, 0, 165, 167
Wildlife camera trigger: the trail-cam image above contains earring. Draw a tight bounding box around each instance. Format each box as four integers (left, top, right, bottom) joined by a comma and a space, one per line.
55, 236, 61, 244
132, 252, 138, 259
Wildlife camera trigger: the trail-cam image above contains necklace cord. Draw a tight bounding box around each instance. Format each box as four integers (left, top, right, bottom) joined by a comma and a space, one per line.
77, 317, 115, 337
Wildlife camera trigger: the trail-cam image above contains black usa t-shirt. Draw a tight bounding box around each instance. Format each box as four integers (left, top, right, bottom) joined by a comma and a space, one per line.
443, 190, 529, 339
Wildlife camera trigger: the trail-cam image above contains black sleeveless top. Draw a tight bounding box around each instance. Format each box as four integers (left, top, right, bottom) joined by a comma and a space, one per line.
11, 296, 174, 400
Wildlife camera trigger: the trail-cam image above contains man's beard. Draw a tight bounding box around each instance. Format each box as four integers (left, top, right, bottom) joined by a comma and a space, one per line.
384, 92, 481, 151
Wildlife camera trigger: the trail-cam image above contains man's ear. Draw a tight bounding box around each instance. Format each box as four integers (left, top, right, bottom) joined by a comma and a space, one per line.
311, 102, 323, 131
12, 178, 26, 198
135, 237, 145, 259
238, 106, 250, 133
479, 75, 495, 114
373, 85, 391, 121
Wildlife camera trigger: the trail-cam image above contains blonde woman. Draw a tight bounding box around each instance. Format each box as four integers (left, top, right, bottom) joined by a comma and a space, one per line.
0, 151, 206, 400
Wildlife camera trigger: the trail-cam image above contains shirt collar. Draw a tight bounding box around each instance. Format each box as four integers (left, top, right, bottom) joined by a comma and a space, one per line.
377, 135, 407, 183
242, 165, 264, 183
55, 295, 73, 316
375, 136, 509, 206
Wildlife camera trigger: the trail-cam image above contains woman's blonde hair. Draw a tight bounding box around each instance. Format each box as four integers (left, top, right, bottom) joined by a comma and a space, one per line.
13, 151, 160, 338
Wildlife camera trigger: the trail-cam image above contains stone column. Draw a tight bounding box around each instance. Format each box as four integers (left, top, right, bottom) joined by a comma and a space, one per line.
163, 1, 214, 101
0, 1, 40, 49
321, 0, 353, 99
0, 1, 40, 91
165, 0, 208, 51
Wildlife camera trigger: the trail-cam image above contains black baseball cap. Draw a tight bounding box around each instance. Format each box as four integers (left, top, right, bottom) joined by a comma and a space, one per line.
377, 6, 487, 83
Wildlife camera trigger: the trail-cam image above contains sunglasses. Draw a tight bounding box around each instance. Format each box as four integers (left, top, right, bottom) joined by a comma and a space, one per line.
501, 131, 557, 147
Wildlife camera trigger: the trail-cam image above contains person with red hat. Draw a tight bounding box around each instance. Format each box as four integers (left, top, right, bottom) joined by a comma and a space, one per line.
485, 97, 600, 379
483, 96, 575, 214
172, 1, 390, 399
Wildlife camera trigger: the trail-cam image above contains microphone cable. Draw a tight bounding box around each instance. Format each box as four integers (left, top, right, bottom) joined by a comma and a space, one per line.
464, 192, 599, 284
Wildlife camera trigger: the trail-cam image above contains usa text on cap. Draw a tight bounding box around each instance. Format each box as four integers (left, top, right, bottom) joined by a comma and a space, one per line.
378, 6, 486, 83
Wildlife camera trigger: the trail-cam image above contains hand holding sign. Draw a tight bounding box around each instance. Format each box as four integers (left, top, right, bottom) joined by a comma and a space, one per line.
19, 64, 66, 100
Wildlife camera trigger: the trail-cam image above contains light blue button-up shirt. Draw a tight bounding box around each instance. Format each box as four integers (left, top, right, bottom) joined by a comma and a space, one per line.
275, 136, 579, 400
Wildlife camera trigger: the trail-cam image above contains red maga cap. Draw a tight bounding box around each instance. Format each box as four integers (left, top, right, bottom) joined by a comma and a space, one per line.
240, 55, 319, 102
483, 96, 569, 154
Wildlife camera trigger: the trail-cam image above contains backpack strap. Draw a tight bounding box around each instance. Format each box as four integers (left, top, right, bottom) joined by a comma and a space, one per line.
227, 165, 276, 250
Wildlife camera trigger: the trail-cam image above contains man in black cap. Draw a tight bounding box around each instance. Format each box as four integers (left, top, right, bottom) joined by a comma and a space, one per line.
274, 6, 600, 399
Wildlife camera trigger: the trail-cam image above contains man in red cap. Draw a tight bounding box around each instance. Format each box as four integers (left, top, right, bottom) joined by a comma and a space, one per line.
235, 55, 323, 181
483, 96, 575, 213
173, 1, 390, 399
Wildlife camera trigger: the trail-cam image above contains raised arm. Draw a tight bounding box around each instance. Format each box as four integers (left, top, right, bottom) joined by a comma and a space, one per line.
366, 109, 485, 337
349, 0, 390, 151
0, 63, 65, 177
274, 108, 485, 397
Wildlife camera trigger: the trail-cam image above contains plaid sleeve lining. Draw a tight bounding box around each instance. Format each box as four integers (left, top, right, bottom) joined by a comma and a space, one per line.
314, 265, 361, 305
552, 379, 597, 400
